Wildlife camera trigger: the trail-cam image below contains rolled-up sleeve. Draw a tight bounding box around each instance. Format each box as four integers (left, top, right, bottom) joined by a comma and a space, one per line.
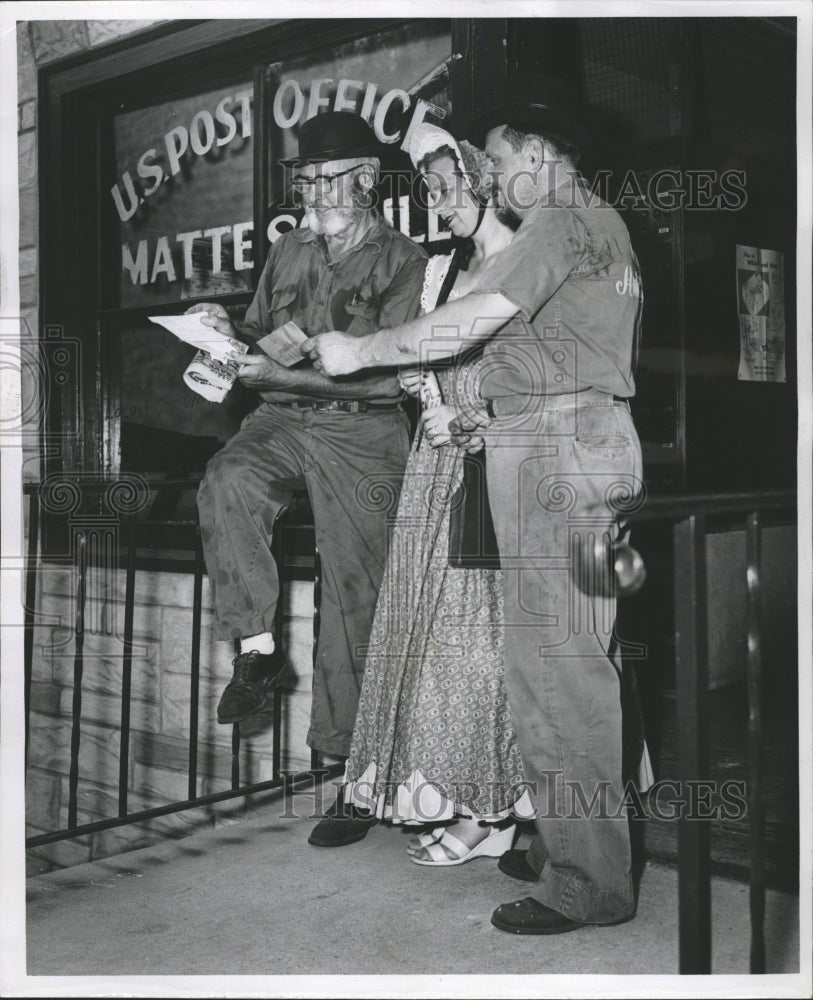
473, 204, 583, 320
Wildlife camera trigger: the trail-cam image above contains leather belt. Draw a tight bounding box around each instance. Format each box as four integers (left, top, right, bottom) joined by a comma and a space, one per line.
273, 399, 403, 413
485, 388, 630, 419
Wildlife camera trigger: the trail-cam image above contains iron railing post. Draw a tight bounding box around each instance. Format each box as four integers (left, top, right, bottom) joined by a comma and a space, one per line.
271, 512, 285, 780
188, 527, 204, 800
746, 512, 766, 972
67, 531, 88, 829
24, 489, 40, 764
674, 513, 711, 973
118, 514, 137, 816
310, 546, 321, 774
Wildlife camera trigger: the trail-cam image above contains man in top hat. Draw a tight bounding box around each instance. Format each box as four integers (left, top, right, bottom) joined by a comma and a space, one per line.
189, 111, 426, 840
303, 77, 645, 933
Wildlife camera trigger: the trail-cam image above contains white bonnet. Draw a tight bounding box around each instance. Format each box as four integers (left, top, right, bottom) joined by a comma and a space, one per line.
407, 122, 468, 176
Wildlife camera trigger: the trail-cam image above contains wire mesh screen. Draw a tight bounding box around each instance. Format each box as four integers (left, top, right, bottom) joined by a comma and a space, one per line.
699, 17, 796, 160
580, 18, 681, 145
577, 16, 795, 155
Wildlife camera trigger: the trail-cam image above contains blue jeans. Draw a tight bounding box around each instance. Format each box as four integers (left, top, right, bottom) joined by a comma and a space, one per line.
485, 395, 644, 923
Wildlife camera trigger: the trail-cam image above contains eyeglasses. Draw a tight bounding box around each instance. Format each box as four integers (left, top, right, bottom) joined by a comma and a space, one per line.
290, 164, 365, 197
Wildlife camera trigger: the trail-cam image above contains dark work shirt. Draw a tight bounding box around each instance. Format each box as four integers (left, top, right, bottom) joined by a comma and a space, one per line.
242, 213, 427, 403
473, 177, 642, 400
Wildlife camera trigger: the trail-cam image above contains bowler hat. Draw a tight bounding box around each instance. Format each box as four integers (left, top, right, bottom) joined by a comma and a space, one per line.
468, 74, 589, 151
281, 110, 383, 166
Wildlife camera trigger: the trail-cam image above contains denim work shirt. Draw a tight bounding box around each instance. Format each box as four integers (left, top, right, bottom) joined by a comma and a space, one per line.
241, 214, 427, 404
473, 177, 642, 400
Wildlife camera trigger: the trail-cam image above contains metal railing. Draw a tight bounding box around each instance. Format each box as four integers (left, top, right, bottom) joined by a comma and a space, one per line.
626, 489, 796, 974
23, 477, 340, 853
22, 479, 796, 973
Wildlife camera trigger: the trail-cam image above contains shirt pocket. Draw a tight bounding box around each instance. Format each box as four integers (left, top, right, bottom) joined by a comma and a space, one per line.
344, 297, 379, 335
269, 287, 298, 327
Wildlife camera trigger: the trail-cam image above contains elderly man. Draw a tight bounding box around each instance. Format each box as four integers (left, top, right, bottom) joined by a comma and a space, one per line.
303, 77, 644, 933
191, 112, 426, 828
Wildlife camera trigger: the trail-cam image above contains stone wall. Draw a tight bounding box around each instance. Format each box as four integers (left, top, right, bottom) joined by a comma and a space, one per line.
18, 19, 324, 876
26, 564, 316, 875
17, 19, 164, 482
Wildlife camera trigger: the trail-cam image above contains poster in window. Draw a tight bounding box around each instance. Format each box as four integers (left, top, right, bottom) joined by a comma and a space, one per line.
736, 244, 786, 383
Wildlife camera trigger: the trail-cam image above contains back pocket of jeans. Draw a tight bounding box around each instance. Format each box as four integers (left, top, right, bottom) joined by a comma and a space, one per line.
574, 406, 630, 457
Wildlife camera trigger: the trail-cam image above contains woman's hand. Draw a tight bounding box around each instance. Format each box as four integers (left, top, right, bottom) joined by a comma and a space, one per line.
398, 368, 422, 397
449, 409, 489, 453
420, 404, 458, 448
461, 434, 485, 454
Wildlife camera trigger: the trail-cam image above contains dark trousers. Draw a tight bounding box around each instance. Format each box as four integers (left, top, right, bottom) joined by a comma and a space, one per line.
197, 403, 410, 755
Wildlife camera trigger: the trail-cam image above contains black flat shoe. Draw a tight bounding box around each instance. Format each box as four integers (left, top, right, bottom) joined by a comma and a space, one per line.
498, 848, 539, 882
491, 897, 584, 935
307, 794, 377, 847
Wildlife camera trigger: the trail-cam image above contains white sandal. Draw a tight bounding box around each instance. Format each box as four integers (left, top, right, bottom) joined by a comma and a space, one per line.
405, 829, 445, 856
411, 823, 516, 867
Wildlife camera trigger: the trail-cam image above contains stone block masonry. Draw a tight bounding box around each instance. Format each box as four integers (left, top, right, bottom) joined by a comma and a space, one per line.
26, 564, 316, 875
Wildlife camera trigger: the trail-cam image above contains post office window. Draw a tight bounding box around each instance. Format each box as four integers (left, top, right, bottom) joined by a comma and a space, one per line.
266, 21, 453, 248
103, 81, 255, 311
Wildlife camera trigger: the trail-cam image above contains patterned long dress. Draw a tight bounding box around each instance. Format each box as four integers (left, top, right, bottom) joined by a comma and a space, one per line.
343, 253, 533, 823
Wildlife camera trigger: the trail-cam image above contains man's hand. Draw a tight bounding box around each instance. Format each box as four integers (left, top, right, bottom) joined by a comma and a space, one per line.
420, 404, 458, 448
237, 354, 291, 391
184, 302, 236, 338
302, 331, 365, 376
450, 409, 489, 453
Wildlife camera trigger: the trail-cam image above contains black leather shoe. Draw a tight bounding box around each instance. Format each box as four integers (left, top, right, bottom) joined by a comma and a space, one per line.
491, 897, 585, 935
308, 794, 377, 847
216, 649, 289, 724
498, 848, 540, 882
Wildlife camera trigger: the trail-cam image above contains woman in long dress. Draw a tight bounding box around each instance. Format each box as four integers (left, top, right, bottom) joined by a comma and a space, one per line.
341, 124, 535, 866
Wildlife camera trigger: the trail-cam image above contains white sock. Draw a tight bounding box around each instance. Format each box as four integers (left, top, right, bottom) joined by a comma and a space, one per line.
239, 632, 275, 655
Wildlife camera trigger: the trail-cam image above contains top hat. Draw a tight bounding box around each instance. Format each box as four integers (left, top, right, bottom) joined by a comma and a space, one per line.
468, 74, 589, 151
280, 110, 384, 166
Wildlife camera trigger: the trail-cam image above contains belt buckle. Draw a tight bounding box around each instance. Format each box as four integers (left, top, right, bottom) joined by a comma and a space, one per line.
297, 400, 334, 411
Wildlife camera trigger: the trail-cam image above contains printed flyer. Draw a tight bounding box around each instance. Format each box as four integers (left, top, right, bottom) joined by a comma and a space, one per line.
736, 244, 786, 382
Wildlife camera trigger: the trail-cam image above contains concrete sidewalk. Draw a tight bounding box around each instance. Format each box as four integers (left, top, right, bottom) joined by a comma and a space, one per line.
25, 784, 800, 979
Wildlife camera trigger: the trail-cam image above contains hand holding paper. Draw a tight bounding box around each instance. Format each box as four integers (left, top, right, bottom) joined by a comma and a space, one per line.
150, 312, 249, 403
255, 321, 309, 368
149, 313, 246, 365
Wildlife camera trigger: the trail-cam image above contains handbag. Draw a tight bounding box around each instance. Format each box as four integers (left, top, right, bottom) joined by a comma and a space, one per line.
448, 449, 501, 568
424, 248, 501, 570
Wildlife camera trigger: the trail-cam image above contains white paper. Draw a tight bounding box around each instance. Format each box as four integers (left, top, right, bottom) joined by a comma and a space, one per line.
736, 245, 786, 382
255, 321, 309, 367
148, 313, 246, 365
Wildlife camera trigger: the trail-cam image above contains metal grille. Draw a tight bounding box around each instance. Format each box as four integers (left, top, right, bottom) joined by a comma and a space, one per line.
580, 18, 681, 144
699, 17, 796, 159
